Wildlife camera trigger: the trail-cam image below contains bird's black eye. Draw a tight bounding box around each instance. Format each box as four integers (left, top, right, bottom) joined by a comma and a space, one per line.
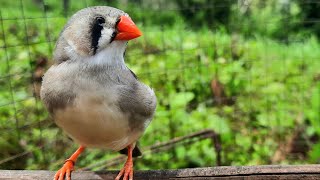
96, 17, 105, 25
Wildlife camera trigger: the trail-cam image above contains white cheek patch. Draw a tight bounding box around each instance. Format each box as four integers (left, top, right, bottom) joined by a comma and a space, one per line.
98, 28, 114, 50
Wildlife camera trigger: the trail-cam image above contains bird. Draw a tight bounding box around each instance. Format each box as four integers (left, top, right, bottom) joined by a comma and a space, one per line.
40, 6, 157, 180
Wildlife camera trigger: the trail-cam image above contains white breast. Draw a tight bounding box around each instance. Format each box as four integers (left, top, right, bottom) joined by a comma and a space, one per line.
54, 93, 142, 151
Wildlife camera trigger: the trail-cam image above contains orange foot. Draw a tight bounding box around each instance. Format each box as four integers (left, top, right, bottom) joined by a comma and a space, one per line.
115, 144, 134, 180
53, 146, 85, 180
54, 159, 74, 180
115, 159, 133, 180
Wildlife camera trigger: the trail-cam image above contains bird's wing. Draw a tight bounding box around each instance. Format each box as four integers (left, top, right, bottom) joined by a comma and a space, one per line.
117, 81, 156, 130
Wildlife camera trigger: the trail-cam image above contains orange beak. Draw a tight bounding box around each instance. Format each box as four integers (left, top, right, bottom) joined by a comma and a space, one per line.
115, 16, 142, 40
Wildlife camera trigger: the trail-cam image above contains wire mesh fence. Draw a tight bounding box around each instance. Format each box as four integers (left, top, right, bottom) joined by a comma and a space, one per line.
0, 0, 320, 171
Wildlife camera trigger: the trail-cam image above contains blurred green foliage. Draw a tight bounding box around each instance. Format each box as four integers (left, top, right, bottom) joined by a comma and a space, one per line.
1, 0, 320, 171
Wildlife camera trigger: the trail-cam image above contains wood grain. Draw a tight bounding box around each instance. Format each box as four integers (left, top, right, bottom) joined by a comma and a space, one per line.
1, 164, 320, 180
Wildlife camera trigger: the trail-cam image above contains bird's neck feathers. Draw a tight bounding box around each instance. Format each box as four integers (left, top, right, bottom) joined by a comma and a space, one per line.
89, 41, 127, 69
62, 41, 127, 69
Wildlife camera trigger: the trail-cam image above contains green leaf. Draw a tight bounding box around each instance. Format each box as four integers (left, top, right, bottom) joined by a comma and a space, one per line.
170, 92, 195, 108
309, 143, 320, 163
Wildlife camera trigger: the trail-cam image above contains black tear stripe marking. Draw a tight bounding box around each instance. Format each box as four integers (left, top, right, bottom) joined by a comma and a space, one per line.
109, 31, 117, 43
91, 17, 105, 55
109, 17, 121, 44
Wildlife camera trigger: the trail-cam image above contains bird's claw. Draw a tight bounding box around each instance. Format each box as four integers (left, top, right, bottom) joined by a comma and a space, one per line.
115, 159, 133, 180
54, 159, 75, 180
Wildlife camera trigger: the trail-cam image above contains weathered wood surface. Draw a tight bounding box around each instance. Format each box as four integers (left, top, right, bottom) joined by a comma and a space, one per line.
1, 165, 320, 179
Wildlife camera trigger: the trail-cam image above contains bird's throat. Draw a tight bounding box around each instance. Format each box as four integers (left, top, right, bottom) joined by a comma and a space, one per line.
89, 41, 127, 69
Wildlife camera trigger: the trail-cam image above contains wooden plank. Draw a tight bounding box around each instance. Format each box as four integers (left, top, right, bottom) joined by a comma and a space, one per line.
1, 165, 320, 180
0, 170, 100, 180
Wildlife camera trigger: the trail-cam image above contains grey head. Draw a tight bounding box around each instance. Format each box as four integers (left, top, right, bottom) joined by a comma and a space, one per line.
54, 6, 128, 63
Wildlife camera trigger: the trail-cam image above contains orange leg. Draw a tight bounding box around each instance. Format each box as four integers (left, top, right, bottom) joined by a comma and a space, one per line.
115, 144, 134, 180
54, 145, 86, 180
